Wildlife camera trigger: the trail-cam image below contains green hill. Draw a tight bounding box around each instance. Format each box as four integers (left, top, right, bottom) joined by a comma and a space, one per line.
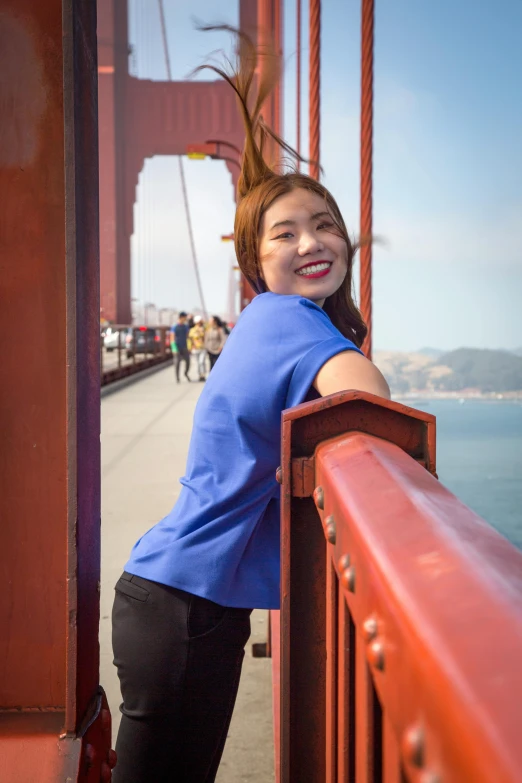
434, 348, 522, 392
374, 348, 522, 394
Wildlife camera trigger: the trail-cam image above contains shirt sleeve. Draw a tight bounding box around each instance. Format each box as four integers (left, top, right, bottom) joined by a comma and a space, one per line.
265, 295, 362, 409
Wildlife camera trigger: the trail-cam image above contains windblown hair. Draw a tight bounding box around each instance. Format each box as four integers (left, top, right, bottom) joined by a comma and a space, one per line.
194, 26, 367, 348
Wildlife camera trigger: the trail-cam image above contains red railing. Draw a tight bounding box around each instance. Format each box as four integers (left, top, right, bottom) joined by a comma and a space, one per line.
100, 324, 171, 386
274, 391, 522, 782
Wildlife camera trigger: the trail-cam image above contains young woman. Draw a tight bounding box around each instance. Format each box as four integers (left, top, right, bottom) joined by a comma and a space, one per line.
112, 30, 389, 783
204, 315, 227, 371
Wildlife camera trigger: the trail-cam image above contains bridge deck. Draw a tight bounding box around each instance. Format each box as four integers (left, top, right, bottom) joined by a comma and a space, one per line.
100, 365, 275, 781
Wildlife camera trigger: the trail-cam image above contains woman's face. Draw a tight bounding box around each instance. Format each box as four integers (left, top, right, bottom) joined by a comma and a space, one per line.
258, 188, 348, 306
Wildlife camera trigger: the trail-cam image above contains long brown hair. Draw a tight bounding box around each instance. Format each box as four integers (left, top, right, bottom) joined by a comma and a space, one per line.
195, 26, 367, 348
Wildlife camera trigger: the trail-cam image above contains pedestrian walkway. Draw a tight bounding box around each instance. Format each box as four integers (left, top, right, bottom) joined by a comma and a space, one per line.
100, 365, 275, 782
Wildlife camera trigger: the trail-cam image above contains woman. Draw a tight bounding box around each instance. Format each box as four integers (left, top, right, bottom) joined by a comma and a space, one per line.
204, 315, 227, 371
112, 29, 389, 783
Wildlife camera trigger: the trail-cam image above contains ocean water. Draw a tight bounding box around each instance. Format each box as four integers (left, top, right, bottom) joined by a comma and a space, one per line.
410, 399, 522, 550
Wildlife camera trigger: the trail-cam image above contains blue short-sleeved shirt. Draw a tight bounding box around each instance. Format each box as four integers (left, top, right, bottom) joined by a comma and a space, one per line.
125, 293, 362, 608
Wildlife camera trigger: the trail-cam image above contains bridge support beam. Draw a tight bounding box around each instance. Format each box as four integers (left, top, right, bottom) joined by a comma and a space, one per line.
0, 0, 112, 779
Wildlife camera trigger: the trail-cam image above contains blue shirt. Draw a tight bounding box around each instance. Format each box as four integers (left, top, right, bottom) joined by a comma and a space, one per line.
172, 323, 189, 351
125, 293, 362, 608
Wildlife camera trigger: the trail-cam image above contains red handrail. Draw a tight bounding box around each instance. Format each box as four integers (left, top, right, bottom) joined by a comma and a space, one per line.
276, 391, 522, 782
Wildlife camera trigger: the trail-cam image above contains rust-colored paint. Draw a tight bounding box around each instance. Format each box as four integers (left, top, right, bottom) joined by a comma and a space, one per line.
0, 0, 68, 710
360, 0, 375, 358
308, 0, 321, 180
0, 0, 113, 777
279, 390, 522, 782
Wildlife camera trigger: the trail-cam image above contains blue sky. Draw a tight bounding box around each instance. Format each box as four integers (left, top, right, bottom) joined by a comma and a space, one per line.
128, 0, 521, 351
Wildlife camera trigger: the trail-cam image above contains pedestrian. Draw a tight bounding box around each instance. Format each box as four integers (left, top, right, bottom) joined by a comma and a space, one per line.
171, 311, 191, 383
188, 315, 207, 382
204, 315, 227, 371
112, 29, 389, 783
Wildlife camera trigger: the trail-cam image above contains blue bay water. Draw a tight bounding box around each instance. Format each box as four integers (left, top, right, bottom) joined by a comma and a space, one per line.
410, 399, 522, 550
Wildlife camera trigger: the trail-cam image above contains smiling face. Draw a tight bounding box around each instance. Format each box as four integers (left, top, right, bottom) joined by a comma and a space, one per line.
257, 188, 348, 306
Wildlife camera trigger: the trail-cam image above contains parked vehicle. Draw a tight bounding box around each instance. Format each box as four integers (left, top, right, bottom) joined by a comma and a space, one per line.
103, 327, 121, 352
125, 327, 160, 359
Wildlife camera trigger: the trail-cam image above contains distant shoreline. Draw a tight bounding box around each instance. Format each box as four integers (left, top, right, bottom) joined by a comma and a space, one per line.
393, 391, 522, 402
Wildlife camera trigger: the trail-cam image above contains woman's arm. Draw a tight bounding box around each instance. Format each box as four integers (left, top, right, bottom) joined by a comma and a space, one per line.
313, 350, 391, 399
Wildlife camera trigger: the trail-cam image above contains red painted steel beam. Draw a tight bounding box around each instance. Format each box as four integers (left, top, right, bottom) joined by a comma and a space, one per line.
0, 0, 113, 778
278, 390, 522, 782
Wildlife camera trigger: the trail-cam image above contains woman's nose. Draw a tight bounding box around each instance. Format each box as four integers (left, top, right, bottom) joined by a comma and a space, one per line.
298, 231, 322, 255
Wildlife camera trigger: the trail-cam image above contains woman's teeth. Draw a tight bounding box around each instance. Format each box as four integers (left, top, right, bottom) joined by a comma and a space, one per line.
296, 262, 331, 276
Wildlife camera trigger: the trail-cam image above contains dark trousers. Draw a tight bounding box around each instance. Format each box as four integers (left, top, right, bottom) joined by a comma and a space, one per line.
207, 352, 219, 371
175, 348, 191, 380
112, 573, 251, 783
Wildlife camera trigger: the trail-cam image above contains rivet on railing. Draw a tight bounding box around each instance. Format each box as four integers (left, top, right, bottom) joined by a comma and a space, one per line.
367, 639, 385, 671
401, 724, 424, 768
313, 485, 324, 510
338, 553, 351, 572
341, 565, 356, 593
362, 615, 378, 642
275, 466, 283, 484
323, 514, 336, 544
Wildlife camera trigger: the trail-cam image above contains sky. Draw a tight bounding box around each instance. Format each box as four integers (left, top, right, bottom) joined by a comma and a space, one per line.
127, 0, 522, 352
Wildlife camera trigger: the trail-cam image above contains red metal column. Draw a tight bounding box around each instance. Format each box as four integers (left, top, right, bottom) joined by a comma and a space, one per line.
0, 0, 112, 778
309, 0, 321, 179
360, 0, 374, 359
98, 0, 132, 325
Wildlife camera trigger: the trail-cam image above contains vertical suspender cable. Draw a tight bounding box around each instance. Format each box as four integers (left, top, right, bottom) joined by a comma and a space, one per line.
360, 0, 374, 359
157, 0, 208, 319
309, 0, 321, 180
274, 0, 283, 141
296, 0, 302, 168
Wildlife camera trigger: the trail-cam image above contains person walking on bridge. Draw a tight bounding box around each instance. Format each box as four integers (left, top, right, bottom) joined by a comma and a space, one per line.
188, 315, 207, 381
204, 315, 227, 371
112, 29, 390, 783
171, 311, 191, 382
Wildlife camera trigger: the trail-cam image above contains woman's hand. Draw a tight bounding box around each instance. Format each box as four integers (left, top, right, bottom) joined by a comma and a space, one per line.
314, 351, 390, 399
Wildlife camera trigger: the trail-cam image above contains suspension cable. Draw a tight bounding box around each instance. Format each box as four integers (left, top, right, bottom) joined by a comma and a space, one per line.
296, 0, 301, 168
360, 0, 374, 359
157, 0, 208, 319
309, 0, 321, 180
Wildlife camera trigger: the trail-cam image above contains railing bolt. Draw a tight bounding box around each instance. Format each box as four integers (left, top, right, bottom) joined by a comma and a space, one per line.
338, 553, 351, 572
362, 615, 378, 642
367, 639, 385, 671
324, 514, 336, 544
341, 565, 356, 593
313, 485, 324, 510
275, 466, 283, 484
401, 724, 424, 768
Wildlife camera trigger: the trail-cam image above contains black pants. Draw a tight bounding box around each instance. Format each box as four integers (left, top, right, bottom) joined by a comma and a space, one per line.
207, 352, 219, 371
175, 348, 191, 380
112, 573, 251, 783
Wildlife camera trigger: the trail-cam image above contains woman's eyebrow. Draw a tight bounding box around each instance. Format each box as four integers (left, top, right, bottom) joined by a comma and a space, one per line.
269, 211, 331, 232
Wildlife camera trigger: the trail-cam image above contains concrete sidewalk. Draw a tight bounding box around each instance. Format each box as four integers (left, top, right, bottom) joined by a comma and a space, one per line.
100, 365, 275, 782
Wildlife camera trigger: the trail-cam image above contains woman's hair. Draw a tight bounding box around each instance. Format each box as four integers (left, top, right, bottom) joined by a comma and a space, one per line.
195, 26, 367, 348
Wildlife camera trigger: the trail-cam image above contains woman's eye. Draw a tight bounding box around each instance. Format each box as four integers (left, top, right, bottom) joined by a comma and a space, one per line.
274, 232, 293, 240
318, 222, 334, 230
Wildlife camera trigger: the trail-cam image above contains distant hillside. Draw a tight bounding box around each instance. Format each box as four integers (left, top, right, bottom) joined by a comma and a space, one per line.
374, 348, 522, 394
434, 349, 522, 392
417, 347, 444, 359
